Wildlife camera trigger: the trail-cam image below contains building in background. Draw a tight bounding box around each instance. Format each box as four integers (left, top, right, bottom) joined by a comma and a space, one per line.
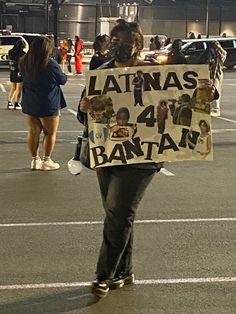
1, 0, 236, 43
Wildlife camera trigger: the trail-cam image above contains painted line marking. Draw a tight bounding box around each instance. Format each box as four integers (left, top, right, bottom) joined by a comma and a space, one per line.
212, 128, 236, 133
67, 109, 77, 116
0, 277, 236, 290
0, 83, 6, 92
0, 218, 235, 228
63, 83, 85, 87
1, 127, 236, 134
0, 130, 81, 133
160, 168, 175, 176
216, 116, 236, 124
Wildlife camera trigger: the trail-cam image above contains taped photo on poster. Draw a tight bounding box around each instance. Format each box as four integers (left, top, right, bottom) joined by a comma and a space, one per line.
85, 64, 213, 168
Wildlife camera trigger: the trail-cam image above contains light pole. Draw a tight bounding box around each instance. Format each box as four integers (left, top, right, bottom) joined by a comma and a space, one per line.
50, 0, 66, 46
45, 0, 50, 34
117, 3, 139, 22
206, 0, 210, 38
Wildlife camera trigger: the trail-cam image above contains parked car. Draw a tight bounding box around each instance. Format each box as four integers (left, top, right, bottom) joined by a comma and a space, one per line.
144, 37, 236, 69
0, 35, 28, 67
11, 32, 42, 45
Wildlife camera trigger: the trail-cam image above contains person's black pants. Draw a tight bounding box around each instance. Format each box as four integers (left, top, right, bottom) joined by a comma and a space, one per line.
67, 55, 72, 73
96, 165, 155, 280
134, 89, 144, 106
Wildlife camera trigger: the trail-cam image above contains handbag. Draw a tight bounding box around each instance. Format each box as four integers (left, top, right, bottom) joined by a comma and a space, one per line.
75, 126, 90, 168
79, 136, 90, 168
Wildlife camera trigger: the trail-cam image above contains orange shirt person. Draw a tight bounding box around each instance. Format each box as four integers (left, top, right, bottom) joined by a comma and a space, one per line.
74, 35, 84, 74
60, 38, 68, 72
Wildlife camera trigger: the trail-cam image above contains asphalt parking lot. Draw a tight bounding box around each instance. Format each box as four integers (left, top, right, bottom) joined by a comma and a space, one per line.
0, 66, 235, 314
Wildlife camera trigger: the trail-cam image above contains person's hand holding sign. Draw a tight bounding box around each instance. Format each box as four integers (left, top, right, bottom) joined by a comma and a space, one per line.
209, 84, 217, 102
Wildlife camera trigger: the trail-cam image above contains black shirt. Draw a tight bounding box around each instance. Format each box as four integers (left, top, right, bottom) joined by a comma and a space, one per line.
167, 52, 187, 64
89, 54, 111, 70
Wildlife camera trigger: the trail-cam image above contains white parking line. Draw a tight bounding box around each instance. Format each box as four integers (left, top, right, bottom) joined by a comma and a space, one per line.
0, 128, 235, 134
0, 83, 6, 92
0, 217, 235, 228
216, 116, 236, 124
160, 168, 175, 176
0, 277, 236, 290
212, 128, 236, 133
0, 130, 80, 133
67, 109, 77, 116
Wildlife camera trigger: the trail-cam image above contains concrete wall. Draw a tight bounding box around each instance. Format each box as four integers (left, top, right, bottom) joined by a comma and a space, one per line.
57, 4, 236, 40
1, 3, 236, 41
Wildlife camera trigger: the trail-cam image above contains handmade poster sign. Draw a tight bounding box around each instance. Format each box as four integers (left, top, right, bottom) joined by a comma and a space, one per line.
85, 64, 213, 168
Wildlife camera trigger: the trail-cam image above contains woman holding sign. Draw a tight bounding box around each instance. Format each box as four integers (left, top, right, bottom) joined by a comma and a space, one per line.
78, 19, 161, 298
78, 19, 217, 298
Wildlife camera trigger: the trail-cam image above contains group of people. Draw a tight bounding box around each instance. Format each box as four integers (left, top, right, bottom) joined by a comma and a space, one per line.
5, 19, 221, 299
7, 34, 84, 111
188, 31, 228, 39
59, 36, 84, 74
149, 35, 171, 50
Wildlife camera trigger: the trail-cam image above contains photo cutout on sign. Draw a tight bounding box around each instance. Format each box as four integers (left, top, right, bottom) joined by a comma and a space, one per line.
89, 95, 116, 124
191, 79, 213, 114
109, 107, 137, 141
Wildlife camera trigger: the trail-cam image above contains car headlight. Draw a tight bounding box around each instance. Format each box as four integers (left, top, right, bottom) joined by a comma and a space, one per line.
156, 54, 168, 64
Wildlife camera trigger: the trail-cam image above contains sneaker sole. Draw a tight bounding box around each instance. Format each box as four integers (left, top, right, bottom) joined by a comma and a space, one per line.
109, 280, 125, 290
109, 275, 134, 290
91, 285, 109, 298
40, 166, 60, 171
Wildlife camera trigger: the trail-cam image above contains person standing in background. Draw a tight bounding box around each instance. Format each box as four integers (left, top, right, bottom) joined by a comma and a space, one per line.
149, 37, 156, 51
167, 39, 187, 65
20, 36, 67, 171
7, 39, 26, 110
188, 32, 196, 39
154, 35, 162, 50
90, 34, 111, 70
164, 37, 172, 47
67, 38, 75, 75
74, 36, 84, 74
198, 41, 227, 116
60, 38, 68, 72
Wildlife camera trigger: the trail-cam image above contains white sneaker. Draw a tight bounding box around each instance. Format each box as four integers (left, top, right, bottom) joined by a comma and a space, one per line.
41, 158, 60, 171
7, 102, 14, 109
31, 158, 42, 170
211, 110, 221, 117
14, 103, 22, 110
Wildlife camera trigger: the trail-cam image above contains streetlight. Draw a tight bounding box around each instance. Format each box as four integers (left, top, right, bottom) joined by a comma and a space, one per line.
118, 3, 139, 22
206, 0, 210, 38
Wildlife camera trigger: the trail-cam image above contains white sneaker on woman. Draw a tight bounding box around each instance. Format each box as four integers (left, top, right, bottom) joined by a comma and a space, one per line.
41, 158, 60, 171
211, 109, 221, 117
31, 158, 42, 170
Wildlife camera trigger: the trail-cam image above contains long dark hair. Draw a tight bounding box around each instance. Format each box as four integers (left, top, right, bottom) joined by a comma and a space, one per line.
9, 39, 26, 59
93, 34, 110, 54
20, 36, 54, 79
